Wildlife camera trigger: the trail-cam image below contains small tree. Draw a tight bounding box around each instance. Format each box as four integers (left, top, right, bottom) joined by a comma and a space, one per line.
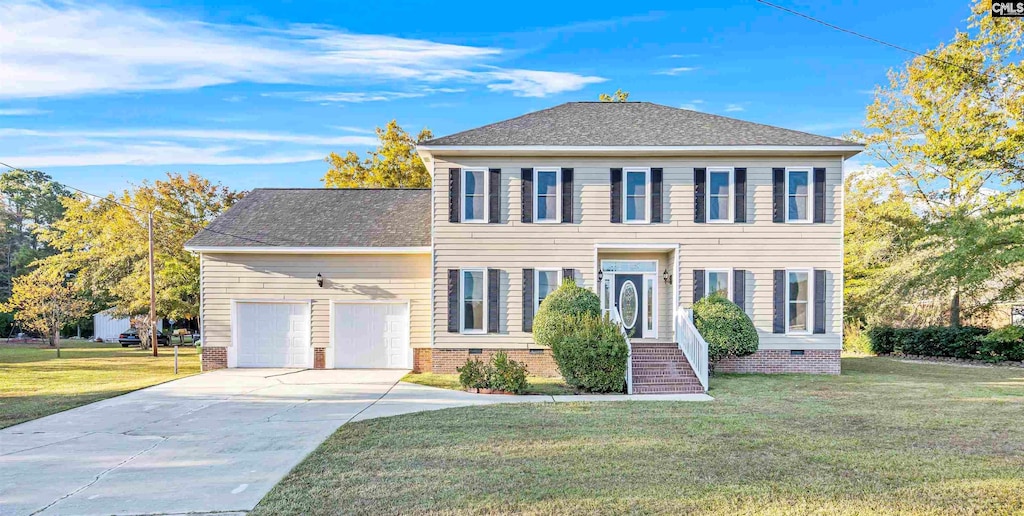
598, 89, 630, 102
1, 268, 89, 349
322, 120, 433, 188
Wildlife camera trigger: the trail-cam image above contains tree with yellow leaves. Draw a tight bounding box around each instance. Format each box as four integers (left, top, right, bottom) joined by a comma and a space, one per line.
598, 89, 630, 102
1, 268, 89, 348
322, 120, 433, 188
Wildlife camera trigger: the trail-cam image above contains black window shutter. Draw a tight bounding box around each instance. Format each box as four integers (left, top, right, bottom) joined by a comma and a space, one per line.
693, 269, 705, 304
610, 168, 622, 223
448, 168, 461, 223
734, 168, 747, 223
447, 269, 460, 332
521, 168, 533, 223
487, 268, 499, 333
772, 168, 785, 223
773, 270, 785, 333
488, 168, 501, 224
522, 268, 535, 332
651, 168, 663, 223
733, 269, 746, 311
813, 167, 826, 223
561, 268, 574, 285
561, 168, 573, 223
694, 168, 706, 223
813, 269, 827, 334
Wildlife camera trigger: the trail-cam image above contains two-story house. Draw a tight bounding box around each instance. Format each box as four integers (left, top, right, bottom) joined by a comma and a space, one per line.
185, 102, 863, 393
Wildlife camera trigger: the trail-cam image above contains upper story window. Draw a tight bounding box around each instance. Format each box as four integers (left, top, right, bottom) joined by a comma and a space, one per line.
624, 168, 650, 223
462, 168, 487, 223
535, 268, 562, 312
786, 168, 811, 223
707, 168, 733, 223
460, 268, 486, 334
706, 269, 731, 299
786, 269, 811, 334
535, 168, 561, 223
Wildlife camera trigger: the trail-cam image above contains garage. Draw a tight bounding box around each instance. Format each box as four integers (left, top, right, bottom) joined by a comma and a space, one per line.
234, 301, 311, 368
332, 302, 410, 369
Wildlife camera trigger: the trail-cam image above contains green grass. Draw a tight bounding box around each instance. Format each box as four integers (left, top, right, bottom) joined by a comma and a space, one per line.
401, 372, 577, 396
256, 357, 1024, 515
0, 340, 200, 429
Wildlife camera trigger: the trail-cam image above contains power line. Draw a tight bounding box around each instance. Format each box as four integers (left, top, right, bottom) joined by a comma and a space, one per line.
0, 160, 147, 214
755, 0, 1019, 91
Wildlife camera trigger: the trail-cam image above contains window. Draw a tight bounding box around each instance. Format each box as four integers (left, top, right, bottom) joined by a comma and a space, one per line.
786, 269, 811, 333
534, 169, 560, 222
462, 169, 486, 223
706, 270, 732, 300
460, 268, 486, 333
786, 168, 811, 223
535, 269, 562, 312
624, 168, 650, 223
707, 168, 733, 222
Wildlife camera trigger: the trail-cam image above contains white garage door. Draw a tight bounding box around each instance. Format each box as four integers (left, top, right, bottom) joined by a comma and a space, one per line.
235, 302, 310, 368
333, 303, 410, 369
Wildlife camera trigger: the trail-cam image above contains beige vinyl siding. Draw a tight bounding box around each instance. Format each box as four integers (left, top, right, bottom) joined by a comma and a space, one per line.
432, 156, 843, 350
201, 253, 431, 350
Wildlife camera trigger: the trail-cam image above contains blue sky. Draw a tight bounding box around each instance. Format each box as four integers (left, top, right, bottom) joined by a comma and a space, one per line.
0, 0, 973, 194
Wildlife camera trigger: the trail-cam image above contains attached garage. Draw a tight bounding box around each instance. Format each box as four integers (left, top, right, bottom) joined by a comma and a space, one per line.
233, 301, 311, 368
332, 302, 411, 369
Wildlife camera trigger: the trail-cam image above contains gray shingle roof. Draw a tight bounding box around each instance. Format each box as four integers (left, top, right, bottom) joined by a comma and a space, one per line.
421, 102, 857, 147
186, 188, 431, 248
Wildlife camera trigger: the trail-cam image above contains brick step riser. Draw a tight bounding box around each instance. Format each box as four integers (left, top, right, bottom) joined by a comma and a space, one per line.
634, 380, 703, 386
633, 388, 705, 394
633, 375, 700, 382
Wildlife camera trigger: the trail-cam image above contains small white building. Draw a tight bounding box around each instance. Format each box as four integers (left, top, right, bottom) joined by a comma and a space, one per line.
93, 311, 163, 341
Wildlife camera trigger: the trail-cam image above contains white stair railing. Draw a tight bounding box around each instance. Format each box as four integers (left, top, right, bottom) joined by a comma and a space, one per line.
676, 307, 709, 392
608, 306, 633, 395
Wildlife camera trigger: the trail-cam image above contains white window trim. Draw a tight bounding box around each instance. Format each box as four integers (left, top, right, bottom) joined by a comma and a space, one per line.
459, 267, 487, 334
533, 168, 562, 223
534, 268, 562, 314
705, 167, 734, 223
461, 168, 488, 224
785, 268, 813, 335
785, 167, 813, 224
622, 167, 651, 224
705, 268, 733, 301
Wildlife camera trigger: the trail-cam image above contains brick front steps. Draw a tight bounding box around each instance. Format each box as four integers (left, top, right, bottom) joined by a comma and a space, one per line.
630, 342, 705, 394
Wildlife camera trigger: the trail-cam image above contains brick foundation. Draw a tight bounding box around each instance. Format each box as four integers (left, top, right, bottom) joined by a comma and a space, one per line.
201, 347, 227, 371
313, 348, 326, 369
429, 348, 560, 377
413, 348, 433, 373
714, 349, 841, 375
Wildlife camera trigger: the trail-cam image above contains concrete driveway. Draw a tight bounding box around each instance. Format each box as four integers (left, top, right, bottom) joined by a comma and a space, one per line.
0, 369, 517, 516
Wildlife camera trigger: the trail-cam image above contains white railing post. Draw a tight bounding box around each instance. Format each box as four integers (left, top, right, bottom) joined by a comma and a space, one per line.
609, 307, 633, 395
675, 307, 709, 392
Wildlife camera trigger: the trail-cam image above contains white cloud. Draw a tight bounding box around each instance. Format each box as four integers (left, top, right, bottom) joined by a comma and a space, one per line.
725, 104, 744, 112
680, 99, 704, 111
0, 127, 378, 146
656, 67, 698, 76
3, 146, 326, 167
0, 1, 604, 99
0, 108, 49, 116
267, 87, 466, 103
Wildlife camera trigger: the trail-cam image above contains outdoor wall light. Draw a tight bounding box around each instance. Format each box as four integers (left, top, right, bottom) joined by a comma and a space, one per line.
316, 272, 324, 288
662, 269, 672, 285
597, 270, 604, 282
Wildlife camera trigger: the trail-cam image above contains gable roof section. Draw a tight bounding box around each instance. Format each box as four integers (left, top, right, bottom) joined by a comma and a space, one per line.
420, 102, 857, 147
185, 188, 431, 250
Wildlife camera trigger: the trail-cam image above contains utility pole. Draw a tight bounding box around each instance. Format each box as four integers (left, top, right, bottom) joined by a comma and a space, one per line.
149, 211, 158, 357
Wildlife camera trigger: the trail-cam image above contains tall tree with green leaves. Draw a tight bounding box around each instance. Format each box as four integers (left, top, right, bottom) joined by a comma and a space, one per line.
0, 169, 70, 298
37, 173, 243, 322
598, 89, 630, 102
322, 120, 433, 188
851, 0, 1024, 327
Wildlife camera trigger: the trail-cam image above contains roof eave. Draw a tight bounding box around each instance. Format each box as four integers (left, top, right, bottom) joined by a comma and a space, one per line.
184, 245, 431, 254
417, 144, 864, 161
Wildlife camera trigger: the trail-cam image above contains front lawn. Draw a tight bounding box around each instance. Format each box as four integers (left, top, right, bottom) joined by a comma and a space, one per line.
0, 340, 200, 429
401, 372, 577, 395
255, 357, 1024, 515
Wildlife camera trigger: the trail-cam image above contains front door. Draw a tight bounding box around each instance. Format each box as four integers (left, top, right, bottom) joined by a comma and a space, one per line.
614, 274, 643, 338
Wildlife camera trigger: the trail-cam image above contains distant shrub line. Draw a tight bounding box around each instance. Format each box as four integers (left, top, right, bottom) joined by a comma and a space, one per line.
868, 325, 1024, 363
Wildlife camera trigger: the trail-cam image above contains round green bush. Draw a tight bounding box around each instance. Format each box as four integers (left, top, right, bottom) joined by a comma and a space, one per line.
692, 294, 759, 364
532, 279, 601, 349
550, 314, 627, 392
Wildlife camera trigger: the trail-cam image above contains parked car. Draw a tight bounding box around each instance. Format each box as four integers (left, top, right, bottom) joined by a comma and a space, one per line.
118, 328, 169, 347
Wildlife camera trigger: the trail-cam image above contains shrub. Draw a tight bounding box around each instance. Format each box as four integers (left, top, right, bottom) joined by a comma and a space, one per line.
532, 279, 601, 349
978, 325, 1024, 362
867, 326, 897, 354
692, 294, 758, 364
457, 358, 491, 390
550, 314, 627, 392
843, 322, 873, 355
868, 325, 991, 359
489, 351, 529, 394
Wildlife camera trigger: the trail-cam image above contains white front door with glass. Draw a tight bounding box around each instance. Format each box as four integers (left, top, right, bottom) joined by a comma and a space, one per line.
600, 260, 658, 338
